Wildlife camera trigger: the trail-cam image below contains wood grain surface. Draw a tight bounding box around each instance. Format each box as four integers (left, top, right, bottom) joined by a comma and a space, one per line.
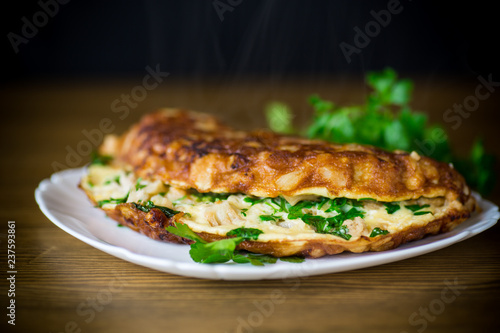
1, 76, 499, 333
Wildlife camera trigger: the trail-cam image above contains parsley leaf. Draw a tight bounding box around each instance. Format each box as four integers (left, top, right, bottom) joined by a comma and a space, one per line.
453, 139, 495, 195
244, 196, 266, 206
104, 175, 121, 185
404, 204, 432, 216
405, 204, 430, 212
191, 190, 230, 203
190, 239, 240, 264
166, 224, 270, 265
97, 192, 129, 207
279, 256, 305, 263
165, 222, 206, 243
226, 227, 263, 240
414, 211, 432, 216
288, 200, 316, 219
384, 202, 401, 214
90, 151, 113, 166
135, 177, 147, 190
272, 197, 290, 213
370, 227, 389, 237
133, 200, 179, 218
246, 253, 278, 264
259, 215, 281, 222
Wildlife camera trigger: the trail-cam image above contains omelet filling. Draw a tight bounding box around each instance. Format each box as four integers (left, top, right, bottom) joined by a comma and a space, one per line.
82, 164, 450, 242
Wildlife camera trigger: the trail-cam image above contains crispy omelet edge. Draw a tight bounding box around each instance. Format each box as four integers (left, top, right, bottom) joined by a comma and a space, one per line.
101, 109, 472, 204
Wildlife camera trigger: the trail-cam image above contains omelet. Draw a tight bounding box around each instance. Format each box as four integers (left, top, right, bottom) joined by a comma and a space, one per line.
79, 109, 476, 258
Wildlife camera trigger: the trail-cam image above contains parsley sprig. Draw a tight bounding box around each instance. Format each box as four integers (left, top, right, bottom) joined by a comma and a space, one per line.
265, 68, 495, 195
166, 223, 304, 265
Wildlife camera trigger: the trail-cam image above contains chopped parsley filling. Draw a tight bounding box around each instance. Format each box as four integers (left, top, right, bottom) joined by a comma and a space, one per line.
244, 196, 367, 240
370, 227, 389, 237
97, 192, 129, 207
133, 200, 179, 218
384, 202, 401, 214
190, 190, 231, 203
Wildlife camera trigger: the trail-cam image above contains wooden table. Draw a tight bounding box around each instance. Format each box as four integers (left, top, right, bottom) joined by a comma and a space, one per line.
1, 76, 499, 333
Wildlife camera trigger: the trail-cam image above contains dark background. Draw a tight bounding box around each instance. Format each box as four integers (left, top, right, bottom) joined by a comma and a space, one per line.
2, 0, 499, 83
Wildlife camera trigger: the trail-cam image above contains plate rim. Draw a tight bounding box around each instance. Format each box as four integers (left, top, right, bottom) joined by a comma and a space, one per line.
35, 167, 500, 280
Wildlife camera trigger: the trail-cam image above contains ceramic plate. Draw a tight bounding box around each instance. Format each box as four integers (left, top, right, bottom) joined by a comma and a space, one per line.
35, 168, 499, 280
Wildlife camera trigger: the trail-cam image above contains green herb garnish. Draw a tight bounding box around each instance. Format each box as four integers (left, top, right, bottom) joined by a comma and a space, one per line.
384, 202, 401, 214
191, 190, 230, 203
97, 192, 129, 207
244, 196, 266, 206
172, 195, 187, 205
259, 215, 281, 222
405, 204, 430, 212
279, 256, 305, 263
166, 222, 206, 243
414, 211, 432, 216
104, 175, 121, 185
264, 68, 495, 195
287, 200, 316, 219
90, 151, 113, 166
226, 227, 263, 240
405, 204, 432, 216
370, 227, 389, 237
135, 177, 147, 190
133, 200, 179, 218
243, 195, 365, 239
166, 223, 270, 265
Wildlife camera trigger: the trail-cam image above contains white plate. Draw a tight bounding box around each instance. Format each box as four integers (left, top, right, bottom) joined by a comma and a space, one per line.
35, 168, 499, 280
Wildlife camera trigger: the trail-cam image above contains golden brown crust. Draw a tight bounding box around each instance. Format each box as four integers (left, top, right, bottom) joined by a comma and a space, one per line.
97, 196, 475, 258
101, 108, 471, 203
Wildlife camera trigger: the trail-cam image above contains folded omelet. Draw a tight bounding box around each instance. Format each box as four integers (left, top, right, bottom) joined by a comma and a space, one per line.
80, 109, 476, 258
